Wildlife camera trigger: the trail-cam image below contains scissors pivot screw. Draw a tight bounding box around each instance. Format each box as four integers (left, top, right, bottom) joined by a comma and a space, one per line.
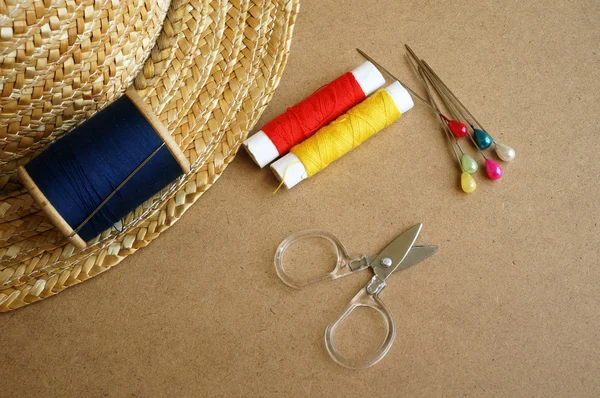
380, 257, 393, 268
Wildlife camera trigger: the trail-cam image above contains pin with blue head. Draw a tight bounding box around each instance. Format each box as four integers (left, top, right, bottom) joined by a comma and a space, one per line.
467, 126, 502, 180
470, 124, 516, 162
471, 125, 493, 149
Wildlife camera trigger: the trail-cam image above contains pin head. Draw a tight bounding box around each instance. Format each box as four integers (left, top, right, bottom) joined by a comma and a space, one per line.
495, 142, 516, 162
485, 159, 503, 180
461, 172, 477, 193
460, 153, 478, 174
473, 127, 493, 149
447, 119, 468, 138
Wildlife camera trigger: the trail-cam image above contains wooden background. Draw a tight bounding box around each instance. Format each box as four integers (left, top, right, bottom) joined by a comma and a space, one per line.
2, 0, 599, 396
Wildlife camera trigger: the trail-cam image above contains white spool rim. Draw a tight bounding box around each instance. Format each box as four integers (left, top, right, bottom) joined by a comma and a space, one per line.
351, 61, 385, 97
384, 81, 414, 114
243, 131, 280, 168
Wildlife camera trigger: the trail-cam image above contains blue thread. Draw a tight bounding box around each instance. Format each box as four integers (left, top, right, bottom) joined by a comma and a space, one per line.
25, 95, 184, 241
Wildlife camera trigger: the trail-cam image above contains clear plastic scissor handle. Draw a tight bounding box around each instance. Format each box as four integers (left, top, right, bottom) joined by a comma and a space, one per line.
274, 230, 369, 289
274, 230, 396, 369
325, 285, 395, 369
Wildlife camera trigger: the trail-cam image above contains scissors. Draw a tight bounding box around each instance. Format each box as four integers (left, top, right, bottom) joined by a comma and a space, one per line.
274, 223, 437, 369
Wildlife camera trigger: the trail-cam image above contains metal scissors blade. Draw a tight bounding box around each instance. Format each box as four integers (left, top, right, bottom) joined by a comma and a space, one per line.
397, 245, 438, 270
370, 223, 422, 284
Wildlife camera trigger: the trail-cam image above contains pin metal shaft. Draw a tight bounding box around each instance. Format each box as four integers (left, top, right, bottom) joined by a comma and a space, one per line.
356, 48, 436, 112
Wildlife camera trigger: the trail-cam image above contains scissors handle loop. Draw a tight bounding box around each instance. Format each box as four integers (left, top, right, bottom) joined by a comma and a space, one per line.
325, 286, 396, 369
274, 230, 368, 289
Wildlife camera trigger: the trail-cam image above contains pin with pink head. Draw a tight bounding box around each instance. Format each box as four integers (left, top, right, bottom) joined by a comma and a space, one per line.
485, 159, 503, 180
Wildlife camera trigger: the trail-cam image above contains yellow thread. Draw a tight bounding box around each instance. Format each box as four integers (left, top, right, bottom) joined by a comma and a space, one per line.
272, 160, 301, 194
290, 89, 401, 177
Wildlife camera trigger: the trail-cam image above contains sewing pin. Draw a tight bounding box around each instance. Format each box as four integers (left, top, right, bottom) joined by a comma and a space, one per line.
402, 45, 471, 140
420, 60, 516, 162
357, 48, 456, 123
408, 55, 477, 193
420, 65, 503, 180
405, 45, 504, 181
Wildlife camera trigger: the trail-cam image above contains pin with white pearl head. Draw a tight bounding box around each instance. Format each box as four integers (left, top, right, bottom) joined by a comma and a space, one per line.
420, 59, 516, 162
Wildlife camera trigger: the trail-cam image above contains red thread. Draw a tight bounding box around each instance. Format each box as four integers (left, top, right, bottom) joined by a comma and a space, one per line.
262, 72, 366, 155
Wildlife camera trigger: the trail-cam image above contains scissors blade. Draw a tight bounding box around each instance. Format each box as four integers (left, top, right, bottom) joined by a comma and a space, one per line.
397, 245, 438, 271
371, 223, 422, 283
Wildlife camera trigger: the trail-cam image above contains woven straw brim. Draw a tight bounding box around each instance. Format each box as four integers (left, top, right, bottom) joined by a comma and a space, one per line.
0, 0, 299, 311
0, 0, 171, 191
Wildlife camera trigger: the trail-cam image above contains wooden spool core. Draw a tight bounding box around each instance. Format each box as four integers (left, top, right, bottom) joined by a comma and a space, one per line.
17, 87, 190, 250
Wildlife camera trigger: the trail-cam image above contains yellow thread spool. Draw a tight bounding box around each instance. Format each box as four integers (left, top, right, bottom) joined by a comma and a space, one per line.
291, 89, 400, 176
271, 82, 414, 189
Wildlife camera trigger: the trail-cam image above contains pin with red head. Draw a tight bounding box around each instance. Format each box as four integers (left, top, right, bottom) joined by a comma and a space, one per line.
440, 114, 468, 138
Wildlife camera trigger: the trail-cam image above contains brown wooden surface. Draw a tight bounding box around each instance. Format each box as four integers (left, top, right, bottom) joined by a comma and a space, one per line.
2, 0, 599, 396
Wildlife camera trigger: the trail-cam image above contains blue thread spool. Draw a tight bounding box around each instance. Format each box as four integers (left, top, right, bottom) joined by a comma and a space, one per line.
17, 88, 190, 250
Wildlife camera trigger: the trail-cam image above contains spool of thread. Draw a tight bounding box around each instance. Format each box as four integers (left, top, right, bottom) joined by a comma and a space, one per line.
17, 88, 191, 250
243, 61, 385, 168
271, 82, 414, 189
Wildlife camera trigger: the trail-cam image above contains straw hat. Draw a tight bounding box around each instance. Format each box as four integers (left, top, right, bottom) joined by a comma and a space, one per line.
0, 0, 299, 311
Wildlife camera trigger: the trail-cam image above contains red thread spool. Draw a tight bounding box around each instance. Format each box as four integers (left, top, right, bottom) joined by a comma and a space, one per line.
243, 61, 385, 167
264, 73, 364, 152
